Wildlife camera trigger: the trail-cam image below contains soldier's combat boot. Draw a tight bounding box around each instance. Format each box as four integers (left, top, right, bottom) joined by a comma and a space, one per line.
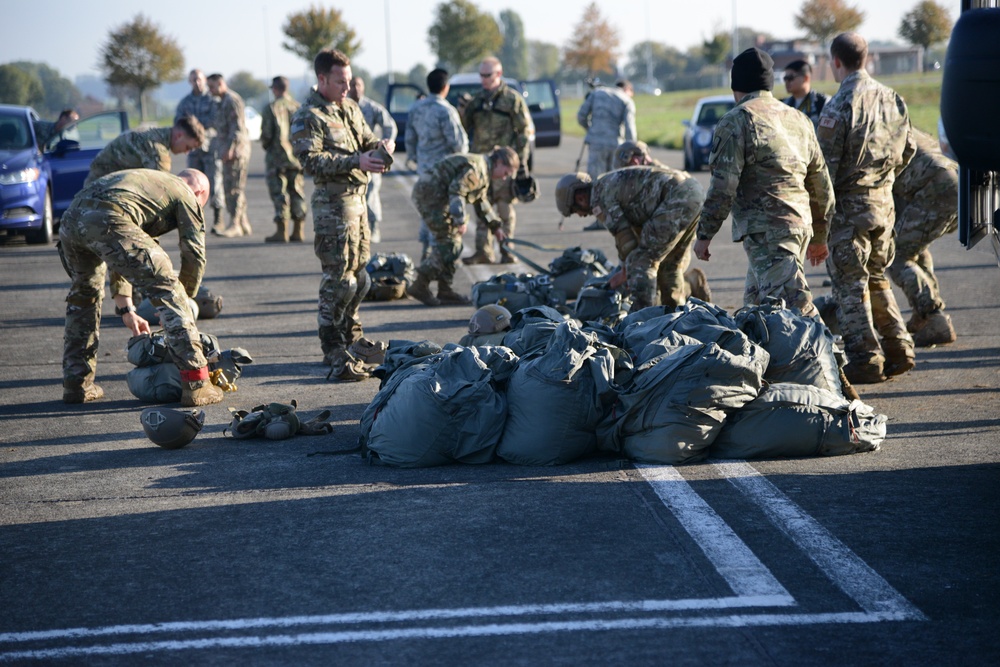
499, 249, 516, 264
461, 251, 494, 265
683, 267, 712, 302
437, 284, 472, 306
63, 382, 104, 404
883, 338, 916, 378
912, 311, 956, 348
406, 274, 440, 306
180, 367, 224, 406
290, 219, 306, 242
265, 221, 288, 243
240, 218, 253, 236
844, 357, 886, 385
906, 311, 927, 334
326, 348, 370, 382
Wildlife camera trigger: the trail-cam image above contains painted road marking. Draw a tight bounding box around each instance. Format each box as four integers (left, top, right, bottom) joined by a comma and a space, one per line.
0, 462, 924, 661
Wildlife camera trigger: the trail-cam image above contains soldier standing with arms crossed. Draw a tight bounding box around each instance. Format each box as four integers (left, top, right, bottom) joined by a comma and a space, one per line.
261, 76, 308, 243
461, 56, 531, 265
291, 49, 394, 381
176, 70, 224, 231
817, 32, 916, 384
348, 76, 398, 244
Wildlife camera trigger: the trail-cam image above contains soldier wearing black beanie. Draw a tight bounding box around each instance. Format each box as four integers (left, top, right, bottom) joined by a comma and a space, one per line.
731, 47, 774, 93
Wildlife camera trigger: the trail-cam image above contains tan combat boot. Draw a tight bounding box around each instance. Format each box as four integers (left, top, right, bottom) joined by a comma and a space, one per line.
265, 221, 288, 243
180, 367, 224, 406
326, 348, 371, 382
844, 358, 886, 385
437, 284, 472, 306
239, 217, 253, 236
290, 219, 306, 242
63, 382, 104, 404
683, 267, 712, 302
883, 338, 916, 378
406, 274, 440, 306
461, 251, 494, 265
912, 311, 956, 347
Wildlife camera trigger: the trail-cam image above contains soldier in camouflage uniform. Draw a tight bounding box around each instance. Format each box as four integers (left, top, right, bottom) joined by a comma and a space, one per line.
556, 166, 703, 312
84, 116, 205, 186
175, 70, 224, 229
611, 140, 667, 170
577, 81, 637, 178
461, 57, 531, 265
405, 68, 469, 259
207, 74, 252, 237
348, 76, 398, 244
817, 33, 917, 384
781, 60, 830, 127
694, 48, 834, 320
261, 76, 307, 243
290, 49, 394, 380
888, 127, 959, 347
407, 147, 518, 307
58, 169, 223, 407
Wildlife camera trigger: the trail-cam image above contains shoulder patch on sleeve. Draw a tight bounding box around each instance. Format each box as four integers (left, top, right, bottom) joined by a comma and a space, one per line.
819, 116, 837, 129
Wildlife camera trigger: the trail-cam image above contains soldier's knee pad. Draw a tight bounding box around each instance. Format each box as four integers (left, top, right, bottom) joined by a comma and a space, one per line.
355, 268, 372, 302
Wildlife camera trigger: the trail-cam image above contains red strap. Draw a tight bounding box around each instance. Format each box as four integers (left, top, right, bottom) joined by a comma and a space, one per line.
179, 367, 209, 382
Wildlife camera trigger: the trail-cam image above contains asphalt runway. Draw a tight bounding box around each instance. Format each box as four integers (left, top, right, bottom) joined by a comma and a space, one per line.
1, 136, 999, 665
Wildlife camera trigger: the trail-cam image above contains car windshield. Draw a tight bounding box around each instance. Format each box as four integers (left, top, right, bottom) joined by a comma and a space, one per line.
697, 102, 734, 125
46, 113, 126, 152
0, 113, 33, 150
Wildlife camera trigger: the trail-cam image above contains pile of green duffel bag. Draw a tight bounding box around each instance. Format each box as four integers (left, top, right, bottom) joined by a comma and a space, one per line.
357, 297, 886, 468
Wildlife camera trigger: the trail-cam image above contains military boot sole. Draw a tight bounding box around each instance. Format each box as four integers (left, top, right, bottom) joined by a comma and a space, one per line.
63, 383, 104, 404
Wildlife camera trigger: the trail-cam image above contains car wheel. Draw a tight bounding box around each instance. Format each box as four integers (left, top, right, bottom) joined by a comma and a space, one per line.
25, 189, 53, 245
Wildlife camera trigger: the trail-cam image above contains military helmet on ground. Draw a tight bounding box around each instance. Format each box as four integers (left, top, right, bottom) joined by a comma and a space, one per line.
468, 304, 513, 335
613, 140, 650, 169
555, 172, 592, 217
140, 407, 206, 449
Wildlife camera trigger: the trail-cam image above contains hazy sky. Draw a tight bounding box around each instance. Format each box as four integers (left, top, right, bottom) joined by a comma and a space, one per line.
1, 0, 928, 82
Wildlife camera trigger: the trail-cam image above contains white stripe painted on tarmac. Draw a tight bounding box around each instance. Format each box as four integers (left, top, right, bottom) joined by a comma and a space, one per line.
714, 460, 926, 619
636, 464, 793, 600
0, 611, 918, 661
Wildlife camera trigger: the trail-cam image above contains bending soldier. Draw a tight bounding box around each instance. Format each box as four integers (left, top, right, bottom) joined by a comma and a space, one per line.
85, 116, 205, 186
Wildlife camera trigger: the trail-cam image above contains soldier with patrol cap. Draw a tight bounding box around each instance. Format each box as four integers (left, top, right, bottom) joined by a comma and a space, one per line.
84, 116, 206, 186
577, 80, 637, 178
408, 147, 519, 306
58, 168, 224, 407
555, 166, 703, 312
291, 48, 394, 381
694, 47, 834, 321
461, 56, 532, 265
261, 76, 308, 243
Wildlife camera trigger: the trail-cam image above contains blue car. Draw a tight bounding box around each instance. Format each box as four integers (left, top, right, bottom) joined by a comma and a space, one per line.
0, 105, 128, 244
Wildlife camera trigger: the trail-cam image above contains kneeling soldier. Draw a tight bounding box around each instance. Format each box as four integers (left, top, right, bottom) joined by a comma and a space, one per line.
59, 168, 224, 406
408, 147, 519, 306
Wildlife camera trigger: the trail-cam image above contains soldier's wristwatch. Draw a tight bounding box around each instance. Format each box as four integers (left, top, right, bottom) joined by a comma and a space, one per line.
115, 305, 137, 316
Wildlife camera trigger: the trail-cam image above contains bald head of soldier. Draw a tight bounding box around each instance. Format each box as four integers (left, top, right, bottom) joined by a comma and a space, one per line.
188, 69, 207, 95
479, 57, 503, 92
178, 169, 211, 208
830, 32, 868, 83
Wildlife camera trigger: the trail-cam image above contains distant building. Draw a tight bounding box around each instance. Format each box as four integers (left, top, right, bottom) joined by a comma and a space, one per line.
760, 40, 924, 81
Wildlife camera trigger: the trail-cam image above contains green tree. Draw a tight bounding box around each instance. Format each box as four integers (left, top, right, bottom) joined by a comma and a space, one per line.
428, 0, 502, 72
229, 71, 268, 104
282, 5, 361, 64
408, 64, 429, 89
702, 31, 731, 66
563, 2, 620, 77
898, 0, 953, 50
99, 14, 184, 121
794, 0, 865, 46
528, 40, 561, 79
498, 10, 529, 80
624, 42, 689, 82
0, 65, 44, 108
10, 62, 82, 117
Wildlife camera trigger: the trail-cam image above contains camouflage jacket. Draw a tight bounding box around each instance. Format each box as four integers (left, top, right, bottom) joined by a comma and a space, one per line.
65, 169, 206, 299
175, 91, 217, 149
356, 95, 398, 142
84, 127, 172, 186
290, 90, 381, 189
577, 86, 637, 149
461, 81, 531, 165
816, 70, 915, 198
416, 153, 499, 227
781, 90, 830, 127
261, 94, 301, 170
699, 91, 834, 244
892, 127, 958, 207
592, 166, 703, 235
212, 90, 250, 160
405, 95, 469, 177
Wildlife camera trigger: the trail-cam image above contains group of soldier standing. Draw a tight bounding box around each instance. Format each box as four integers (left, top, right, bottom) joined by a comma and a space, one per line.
55, 30, 958, 405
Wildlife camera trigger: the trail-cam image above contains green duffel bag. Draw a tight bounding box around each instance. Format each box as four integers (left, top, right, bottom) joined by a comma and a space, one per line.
126, 363, 182, 403
472, 272, 566, 311
134, 297, 199, 325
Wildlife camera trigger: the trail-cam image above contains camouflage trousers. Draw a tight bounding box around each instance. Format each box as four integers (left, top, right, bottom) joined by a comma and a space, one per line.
741, 227, 817, 318
585, 144, 615, 180
265, 162, 307, 224
474, 175, 516, 260
366, 173, 383, 225
624, 184, 701, 311
313, 188, 370, 355
887, 198, 958, 318
826, 197, 912, 364
58, 209, 205, 388
222, 155, 250, 228
413, 193, 462, 287
187, 149, 223, 210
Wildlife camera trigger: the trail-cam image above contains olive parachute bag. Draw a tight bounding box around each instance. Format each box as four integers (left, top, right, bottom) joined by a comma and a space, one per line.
365, 252, 416, 301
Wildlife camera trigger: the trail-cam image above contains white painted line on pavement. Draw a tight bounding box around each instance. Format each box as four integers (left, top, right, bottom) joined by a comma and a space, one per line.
714, 460, 927, 620
636, 464, 793, 600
